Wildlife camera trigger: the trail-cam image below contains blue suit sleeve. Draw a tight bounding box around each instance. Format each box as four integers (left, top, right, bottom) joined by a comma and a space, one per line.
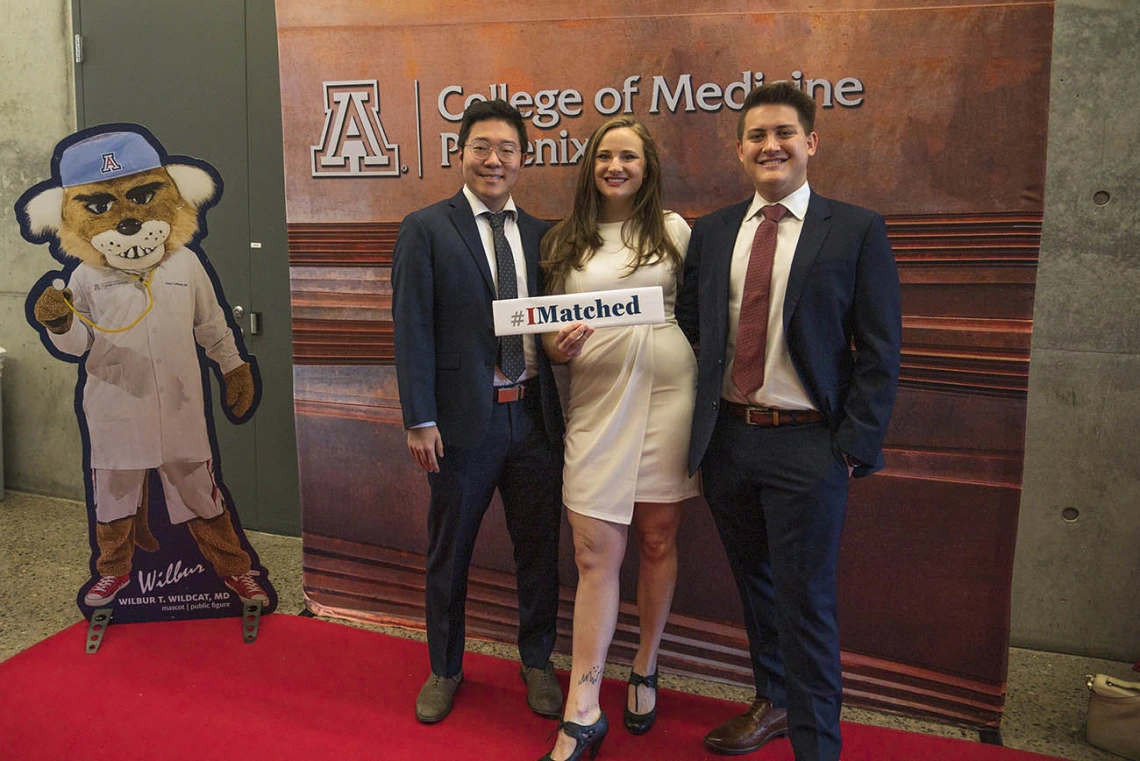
676, 220, 702, 346
837, 212, 902, 476
392, 212, 438, 429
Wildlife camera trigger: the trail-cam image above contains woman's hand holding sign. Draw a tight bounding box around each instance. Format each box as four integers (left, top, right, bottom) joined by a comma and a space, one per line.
543, 321, 595, 364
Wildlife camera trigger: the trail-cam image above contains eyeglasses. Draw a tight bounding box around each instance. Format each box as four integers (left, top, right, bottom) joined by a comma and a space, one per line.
465, 141, 521, 161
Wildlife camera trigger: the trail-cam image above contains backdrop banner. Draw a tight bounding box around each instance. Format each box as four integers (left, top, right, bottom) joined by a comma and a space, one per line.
277, 0, 1053, 726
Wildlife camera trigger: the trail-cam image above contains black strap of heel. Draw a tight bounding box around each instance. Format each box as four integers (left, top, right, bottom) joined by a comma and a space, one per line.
628, 670, 658, 711
560, 716, 606, 744
628, 670, 659, 689
544, 713, 608, 761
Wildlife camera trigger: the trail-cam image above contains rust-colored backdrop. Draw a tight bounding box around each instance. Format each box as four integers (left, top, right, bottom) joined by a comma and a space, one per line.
277, 0, 1053, 727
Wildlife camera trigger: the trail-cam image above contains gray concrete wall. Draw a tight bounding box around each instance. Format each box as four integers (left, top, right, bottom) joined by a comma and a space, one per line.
0, 1, 84, 499
1010, 0, 1140, 661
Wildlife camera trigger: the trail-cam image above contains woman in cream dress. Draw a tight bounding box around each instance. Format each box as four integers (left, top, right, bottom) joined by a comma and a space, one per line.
539, 116, 697, 761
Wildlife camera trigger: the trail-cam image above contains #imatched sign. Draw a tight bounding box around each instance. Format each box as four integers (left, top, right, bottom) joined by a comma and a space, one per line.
493, 286, 665, 335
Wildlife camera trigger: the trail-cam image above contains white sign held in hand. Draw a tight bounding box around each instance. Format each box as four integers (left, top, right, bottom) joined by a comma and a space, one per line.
493, 286, 665, 336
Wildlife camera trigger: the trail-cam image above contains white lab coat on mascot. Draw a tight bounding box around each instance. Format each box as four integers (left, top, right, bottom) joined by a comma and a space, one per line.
50, 248, 243, 470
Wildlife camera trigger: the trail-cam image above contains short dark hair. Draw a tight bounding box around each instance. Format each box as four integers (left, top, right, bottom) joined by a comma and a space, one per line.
737, 82, 816, 140
457, 99, 528, 151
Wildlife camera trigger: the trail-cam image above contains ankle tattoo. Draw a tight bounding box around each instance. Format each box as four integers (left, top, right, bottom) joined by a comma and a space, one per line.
577, 666, 602, 685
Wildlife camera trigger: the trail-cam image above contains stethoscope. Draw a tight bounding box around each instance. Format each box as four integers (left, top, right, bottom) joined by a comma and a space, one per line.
54, 269, 155, 334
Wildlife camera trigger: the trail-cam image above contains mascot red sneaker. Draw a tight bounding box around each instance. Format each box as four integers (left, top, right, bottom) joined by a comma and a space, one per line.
17, 124, 275, 620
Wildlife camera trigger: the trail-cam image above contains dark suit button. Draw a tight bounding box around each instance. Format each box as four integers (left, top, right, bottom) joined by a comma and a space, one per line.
484, 360, 493, 368
717, 359, 723, 365
712, 401, 718, 408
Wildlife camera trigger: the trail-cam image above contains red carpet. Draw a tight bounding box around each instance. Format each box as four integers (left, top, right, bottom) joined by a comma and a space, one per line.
0, 615, 1061, 761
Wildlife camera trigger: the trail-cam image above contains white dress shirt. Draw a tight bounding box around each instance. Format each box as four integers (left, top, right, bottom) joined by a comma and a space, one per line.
462, 184, 537, 384
723, 181, 815, 410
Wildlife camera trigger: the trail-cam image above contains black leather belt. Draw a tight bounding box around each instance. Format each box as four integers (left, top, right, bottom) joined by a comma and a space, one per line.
723, 400, 824, 427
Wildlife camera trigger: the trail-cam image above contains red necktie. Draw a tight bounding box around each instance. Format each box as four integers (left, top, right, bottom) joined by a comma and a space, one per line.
732, 203, 787, 397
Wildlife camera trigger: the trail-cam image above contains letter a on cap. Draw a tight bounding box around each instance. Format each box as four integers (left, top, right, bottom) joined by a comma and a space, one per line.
101, 152, 123, 173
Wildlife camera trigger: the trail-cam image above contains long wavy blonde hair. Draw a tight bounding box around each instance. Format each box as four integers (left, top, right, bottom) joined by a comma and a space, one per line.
541, 117, 681, 294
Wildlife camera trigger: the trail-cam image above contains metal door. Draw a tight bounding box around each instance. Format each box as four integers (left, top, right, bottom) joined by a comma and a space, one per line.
73, 0, 299, 533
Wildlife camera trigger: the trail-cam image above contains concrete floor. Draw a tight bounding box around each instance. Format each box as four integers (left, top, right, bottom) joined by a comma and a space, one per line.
1, 490, 1131, 761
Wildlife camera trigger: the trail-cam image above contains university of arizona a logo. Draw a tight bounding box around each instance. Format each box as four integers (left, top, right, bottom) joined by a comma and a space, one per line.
311, 80, 402, 177
101, 152, 122, 173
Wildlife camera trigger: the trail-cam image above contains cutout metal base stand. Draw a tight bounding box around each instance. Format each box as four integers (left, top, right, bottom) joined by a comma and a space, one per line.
241, 600, 264, 643
85, 608, 113, 654
979, 728, 1003, 746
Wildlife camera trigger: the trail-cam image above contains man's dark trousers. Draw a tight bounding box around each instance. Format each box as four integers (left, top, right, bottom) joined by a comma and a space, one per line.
702, 413, 849, 761
425, 384, 562, 678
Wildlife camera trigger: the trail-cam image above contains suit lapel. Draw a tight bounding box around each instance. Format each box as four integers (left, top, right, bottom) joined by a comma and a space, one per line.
713, 200, 752, 336
447, 190, 496, 295
516, 210, 541, 296
516, 211, 546, 358
783, 192, 832, 323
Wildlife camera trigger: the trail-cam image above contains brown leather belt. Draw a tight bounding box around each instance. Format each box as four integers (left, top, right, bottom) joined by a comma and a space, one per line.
494, 378, 536, 403
722, 400, 824, 427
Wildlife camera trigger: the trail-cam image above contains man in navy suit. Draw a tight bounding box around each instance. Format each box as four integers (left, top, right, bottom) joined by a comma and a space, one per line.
392, 100, 564, 724
676, 83, 901, 760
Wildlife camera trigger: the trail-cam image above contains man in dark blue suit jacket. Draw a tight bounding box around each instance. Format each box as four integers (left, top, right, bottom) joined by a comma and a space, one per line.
392, 100, 564, 725
676, 83, 901, 760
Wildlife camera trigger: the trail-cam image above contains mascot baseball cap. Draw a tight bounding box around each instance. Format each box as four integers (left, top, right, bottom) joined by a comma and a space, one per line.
59, 131, 162, 188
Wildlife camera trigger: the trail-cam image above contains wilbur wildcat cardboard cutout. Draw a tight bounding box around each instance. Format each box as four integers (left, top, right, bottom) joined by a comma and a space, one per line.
16, 123, 277, 622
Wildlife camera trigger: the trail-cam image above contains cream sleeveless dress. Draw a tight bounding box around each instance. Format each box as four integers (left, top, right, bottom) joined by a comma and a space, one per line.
561, 212, 699, 523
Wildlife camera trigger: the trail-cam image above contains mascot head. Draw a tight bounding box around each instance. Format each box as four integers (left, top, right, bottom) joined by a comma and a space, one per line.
19, 126, 218, 272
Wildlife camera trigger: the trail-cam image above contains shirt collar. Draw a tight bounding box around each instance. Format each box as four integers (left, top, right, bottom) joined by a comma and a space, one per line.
746, 181, 811, 222
463, 185, 517, 220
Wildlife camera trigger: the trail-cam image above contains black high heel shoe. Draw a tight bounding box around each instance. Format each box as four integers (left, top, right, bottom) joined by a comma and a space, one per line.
539, 712, 609, 761
623, 670, 658, 735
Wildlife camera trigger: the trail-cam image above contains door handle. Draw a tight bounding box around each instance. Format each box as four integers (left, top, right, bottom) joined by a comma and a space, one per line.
231, 306, 261, 336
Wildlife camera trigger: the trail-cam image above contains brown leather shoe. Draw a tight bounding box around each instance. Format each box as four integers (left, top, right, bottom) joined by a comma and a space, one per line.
520, 662, 563, 718
704, 698, 788, 755
415, 671, 463, 723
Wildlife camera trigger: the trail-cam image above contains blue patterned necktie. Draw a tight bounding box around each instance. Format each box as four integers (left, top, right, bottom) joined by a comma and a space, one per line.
486, 211, 526, 383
